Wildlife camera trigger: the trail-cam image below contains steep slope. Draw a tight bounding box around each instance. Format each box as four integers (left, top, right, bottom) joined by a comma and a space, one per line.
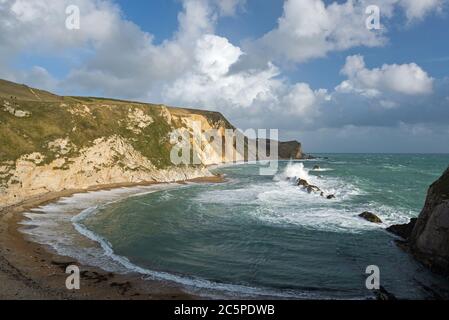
409, 166, 449, 274
0, 79, 308, 207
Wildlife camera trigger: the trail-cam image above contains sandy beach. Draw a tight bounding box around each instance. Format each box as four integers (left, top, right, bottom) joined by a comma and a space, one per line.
0, 175, 225, 300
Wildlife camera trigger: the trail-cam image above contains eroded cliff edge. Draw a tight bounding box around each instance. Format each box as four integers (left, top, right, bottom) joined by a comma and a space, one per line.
0, 79, 309, 208
409, 166, 449, 275
388, 166, 449, 275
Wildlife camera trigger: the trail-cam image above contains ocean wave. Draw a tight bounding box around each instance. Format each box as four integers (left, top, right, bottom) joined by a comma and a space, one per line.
70, 210, 342, 299
19, 161, 416, 299
196, 163, 371, 233
20, 183, 355, 299
310, 168, 334, 172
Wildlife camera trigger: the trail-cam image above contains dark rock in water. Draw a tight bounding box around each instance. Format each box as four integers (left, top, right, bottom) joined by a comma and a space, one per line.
296, 179, 309, 187
359, 212, 383, 224
373, 286, 397, 300
307, 185, 321, 194
313, 165, 320, 170
326, 194, 335, 200
296, 178, 322, 195
409, 166, 449, 276
387, 218, 417, 240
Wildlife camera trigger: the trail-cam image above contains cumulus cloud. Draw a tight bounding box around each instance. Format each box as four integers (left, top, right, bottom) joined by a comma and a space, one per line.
248, 0, 386, 64
245, 0, 448, 65
163, 34, 282, 110
161, 32, 334, 127
282, 84, 329, 119
0, 0, 217, 96
336, 55, 434, 96
0, 0, 448, 152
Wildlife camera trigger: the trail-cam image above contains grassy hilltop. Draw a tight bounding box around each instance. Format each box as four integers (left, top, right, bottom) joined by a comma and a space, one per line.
0, 79, 232, 170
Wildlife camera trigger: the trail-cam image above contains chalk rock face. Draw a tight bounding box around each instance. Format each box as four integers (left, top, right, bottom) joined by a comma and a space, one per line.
0, 79, 309, 208
409, 167, 449, 275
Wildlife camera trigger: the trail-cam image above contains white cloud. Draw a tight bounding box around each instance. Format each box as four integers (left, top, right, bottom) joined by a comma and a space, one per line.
361, 0, 447, 21
162, 33, 333, 128
245, 0, 448, 64
163, 34, 282, 110
0, 0, 447, 146
282, 83, 329, 118
195, 34, 243, 80
252, 0, 386, 63
399, 0, 446, 20
336, 55, 434, 96
0, 0, 217, 97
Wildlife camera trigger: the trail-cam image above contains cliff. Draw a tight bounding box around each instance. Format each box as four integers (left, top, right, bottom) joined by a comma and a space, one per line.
409, 166, 449, 275
0, 79, 307, 208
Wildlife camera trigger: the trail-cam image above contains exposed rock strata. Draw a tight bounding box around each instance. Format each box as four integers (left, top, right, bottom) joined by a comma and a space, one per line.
0, 79, 309, 208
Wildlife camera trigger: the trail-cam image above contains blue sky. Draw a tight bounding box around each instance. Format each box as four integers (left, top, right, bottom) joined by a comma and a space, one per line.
116, 0, 449, 88
1, 0, 449, 153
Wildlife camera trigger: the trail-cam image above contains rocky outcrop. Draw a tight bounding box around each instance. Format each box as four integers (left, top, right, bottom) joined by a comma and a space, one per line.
278, 141, 306, 159
295, 177, 335, 200
408, 166, 449, 275
359, 212, 383, 224
387, 218, 417, 240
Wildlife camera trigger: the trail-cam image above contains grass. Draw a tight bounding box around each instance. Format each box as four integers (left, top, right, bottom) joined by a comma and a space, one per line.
0, 78, 233, 172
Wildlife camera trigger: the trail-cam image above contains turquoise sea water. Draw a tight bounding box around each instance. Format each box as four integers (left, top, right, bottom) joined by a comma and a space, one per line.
73, 154, 449, 299
20, 154, 449, 299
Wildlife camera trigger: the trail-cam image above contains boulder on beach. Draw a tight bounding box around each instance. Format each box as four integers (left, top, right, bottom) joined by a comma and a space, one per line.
359, 212, 383, 224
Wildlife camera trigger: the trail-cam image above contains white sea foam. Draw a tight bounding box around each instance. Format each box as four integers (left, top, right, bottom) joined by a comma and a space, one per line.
274, 162, 311, 182
311, 168, 334, 172
20, 181, 345, 299
69, 211, 336, 299
19, 161, 413, 299
196, 162, 384, 233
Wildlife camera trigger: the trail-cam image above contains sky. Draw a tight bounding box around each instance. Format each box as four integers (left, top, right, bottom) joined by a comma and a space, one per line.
1, 0, 449, 153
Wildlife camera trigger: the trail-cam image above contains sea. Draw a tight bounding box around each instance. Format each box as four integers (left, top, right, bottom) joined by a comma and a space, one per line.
21, 154, 449, 299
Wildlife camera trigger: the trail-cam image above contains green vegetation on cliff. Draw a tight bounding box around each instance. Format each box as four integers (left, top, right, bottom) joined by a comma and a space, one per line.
0, 79, 232, 169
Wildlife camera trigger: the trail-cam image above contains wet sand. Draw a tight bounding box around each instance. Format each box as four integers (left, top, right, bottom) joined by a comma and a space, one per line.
0, 175, 225, 300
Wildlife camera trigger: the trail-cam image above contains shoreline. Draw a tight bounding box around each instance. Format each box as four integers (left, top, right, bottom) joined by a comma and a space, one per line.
0, 175, 225, 300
